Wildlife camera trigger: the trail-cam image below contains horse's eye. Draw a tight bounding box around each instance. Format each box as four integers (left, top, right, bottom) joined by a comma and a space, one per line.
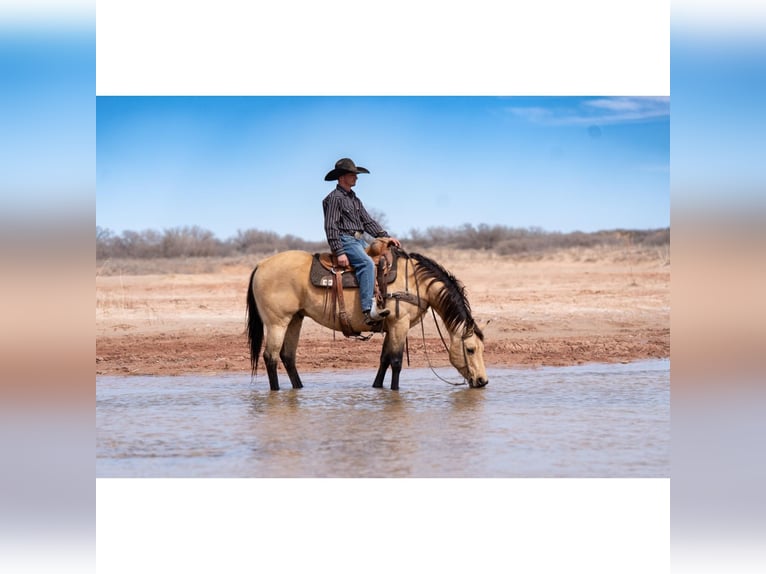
466, 347, 475, 355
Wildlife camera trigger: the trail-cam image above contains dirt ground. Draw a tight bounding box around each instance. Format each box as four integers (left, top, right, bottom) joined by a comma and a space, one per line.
96, 246, 669, 377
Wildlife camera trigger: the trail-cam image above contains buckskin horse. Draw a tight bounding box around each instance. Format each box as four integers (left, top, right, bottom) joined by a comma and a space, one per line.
246, 241, 488, 390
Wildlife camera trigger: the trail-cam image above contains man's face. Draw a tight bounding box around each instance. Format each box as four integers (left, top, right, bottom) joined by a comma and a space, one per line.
339, 172, 358, 189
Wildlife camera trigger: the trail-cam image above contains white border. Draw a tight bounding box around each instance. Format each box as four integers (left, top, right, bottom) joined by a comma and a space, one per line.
96, 0, 669, 95
97, 478, 669, 573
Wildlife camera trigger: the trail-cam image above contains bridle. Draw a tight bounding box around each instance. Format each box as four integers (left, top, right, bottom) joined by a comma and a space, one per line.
410, 253, 472, 387
419, 308, 477, 386
385, 248, 476, 386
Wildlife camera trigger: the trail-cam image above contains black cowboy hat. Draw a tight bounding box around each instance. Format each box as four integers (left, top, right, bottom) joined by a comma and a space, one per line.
324, 158, 370, 181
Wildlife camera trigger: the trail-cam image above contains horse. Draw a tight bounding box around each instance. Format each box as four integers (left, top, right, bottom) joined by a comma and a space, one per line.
245, 242, 488, 391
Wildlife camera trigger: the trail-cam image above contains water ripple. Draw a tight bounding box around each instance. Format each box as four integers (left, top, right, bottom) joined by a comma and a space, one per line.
97, 360, 669, 477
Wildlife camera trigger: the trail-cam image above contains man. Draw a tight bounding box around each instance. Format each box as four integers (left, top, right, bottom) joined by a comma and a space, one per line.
322, 158, 401, 324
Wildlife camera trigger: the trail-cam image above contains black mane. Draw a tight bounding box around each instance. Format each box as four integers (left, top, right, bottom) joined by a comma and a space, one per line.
409, 252, 484, 341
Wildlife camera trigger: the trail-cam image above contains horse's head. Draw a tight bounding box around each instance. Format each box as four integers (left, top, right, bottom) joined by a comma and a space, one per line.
448, 324, 488, 388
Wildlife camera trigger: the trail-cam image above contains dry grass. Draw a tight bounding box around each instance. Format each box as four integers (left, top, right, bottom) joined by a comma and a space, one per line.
96, 254, 265, 276
96, 244, 669, 277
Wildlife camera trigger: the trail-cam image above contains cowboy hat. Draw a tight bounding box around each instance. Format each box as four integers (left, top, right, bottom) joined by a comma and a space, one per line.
324, 158, 370, 181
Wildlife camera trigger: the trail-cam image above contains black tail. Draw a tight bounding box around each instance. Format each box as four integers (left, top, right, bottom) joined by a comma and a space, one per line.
246, 266, 263, 377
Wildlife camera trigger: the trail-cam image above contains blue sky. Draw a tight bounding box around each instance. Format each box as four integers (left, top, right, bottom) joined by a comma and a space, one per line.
96, 96, 669, 241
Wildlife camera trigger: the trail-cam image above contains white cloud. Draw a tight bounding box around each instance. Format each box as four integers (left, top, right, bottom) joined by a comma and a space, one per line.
507, 96, 669, 126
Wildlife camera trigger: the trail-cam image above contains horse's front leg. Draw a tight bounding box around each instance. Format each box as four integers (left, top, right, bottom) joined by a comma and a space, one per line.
372, 338, 391, 388
379, 319, 409, 391
389, 346, 404, 391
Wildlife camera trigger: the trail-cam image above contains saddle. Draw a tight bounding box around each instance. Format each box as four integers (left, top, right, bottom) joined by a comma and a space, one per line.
310, 239, 398, 288
309, 238, 399, 337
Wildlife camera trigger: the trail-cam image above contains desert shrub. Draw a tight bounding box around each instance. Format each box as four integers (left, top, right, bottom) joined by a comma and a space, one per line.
231, 229, 325, 254
403, 224, 669, 255
97, 226, 327, 260
637, 228, 670, 246
96, 226, 231, 259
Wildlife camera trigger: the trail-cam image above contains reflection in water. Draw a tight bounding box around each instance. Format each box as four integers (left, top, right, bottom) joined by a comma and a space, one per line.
97, 361, 669, 478
245, 384, 418, 477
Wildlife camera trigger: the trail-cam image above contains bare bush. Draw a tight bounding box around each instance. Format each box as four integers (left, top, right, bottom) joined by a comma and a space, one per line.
231, 229, 325, 254
161, 226, 225, 257
97, 226, 326, 261
403, 224, 669, 256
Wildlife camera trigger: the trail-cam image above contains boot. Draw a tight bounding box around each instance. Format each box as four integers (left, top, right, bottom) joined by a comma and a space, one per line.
364, 301, 390, 324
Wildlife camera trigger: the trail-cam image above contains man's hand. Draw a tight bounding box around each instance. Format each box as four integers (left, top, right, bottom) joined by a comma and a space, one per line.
336, 254, 349, 268
388, 237, 402, 248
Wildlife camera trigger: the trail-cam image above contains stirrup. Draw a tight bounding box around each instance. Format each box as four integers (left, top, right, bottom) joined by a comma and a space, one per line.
364, 308, 389, 325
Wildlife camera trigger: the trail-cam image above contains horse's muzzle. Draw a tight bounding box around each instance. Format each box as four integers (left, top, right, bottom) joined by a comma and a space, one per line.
469, 377, 489, 388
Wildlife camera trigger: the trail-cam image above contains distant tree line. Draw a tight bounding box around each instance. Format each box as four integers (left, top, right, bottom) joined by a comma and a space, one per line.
405, 224, 669, 254
96, 225, 326, 259
96, 224, 669, 260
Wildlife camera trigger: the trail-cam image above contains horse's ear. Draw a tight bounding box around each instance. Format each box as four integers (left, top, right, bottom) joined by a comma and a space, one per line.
469, 319, 489, 341
474, 318, 491, 332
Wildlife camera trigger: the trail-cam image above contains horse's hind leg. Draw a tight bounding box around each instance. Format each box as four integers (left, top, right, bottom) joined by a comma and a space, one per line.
263, 355, 279, 390
263, 325, 287, 391
280, 313, 304, 389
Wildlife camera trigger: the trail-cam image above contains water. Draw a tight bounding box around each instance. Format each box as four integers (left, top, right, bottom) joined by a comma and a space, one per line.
97, 360, 669, 477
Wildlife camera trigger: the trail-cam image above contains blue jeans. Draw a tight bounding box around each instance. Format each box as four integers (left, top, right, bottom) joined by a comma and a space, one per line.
340, 234, 375, 312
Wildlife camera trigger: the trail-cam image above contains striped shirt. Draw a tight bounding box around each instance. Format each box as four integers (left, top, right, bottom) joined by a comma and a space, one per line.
322, 185, 388, 255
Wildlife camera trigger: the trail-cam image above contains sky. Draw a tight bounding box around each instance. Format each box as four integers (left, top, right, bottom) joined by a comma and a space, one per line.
96, 95, 669, 241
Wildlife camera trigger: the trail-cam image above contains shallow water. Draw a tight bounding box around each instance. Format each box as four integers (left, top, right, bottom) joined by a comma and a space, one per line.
97, 359, 669, 477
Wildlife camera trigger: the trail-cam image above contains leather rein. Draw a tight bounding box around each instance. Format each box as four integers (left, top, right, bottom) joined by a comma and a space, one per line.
388, 250, 469, 387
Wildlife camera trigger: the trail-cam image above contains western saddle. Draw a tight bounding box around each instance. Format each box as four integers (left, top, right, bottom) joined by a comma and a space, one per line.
310, 237, 398, 337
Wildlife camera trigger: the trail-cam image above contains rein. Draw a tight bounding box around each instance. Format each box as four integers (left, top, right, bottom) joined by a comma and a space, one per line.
417, 309, 468, 386
403, 249, 468, 387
